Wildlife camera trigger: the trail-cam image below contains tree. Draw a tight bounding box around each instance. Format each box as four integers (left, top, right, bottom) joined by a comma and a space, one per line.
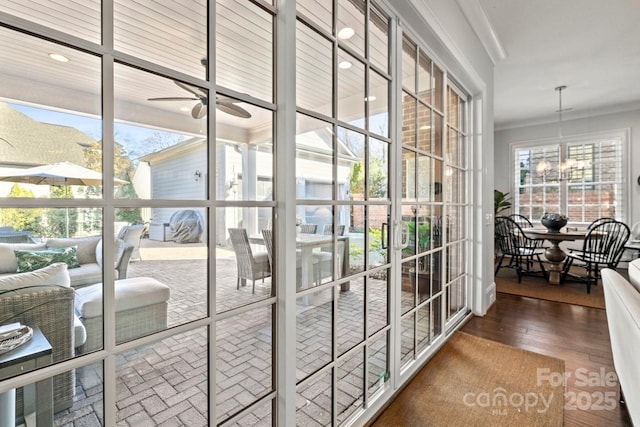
2, 184, 43, 234
83, 139, 142, 224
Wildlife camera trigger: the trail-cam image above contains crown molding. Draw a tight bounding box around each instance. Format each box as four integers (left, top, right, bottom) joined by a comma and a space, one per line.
456, 0, 506, 64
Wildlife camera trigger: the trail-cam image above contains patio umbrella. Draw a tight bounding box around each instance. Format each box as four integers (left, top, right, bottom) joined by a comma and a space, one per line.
0, 161, 128, 236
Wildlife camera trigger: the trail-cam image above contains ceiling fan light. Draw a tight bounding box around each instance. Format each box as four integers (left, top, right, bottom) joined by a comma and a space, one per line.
48, 53, 69, 63
338, 27, 355, 40
180, 107, 190, 112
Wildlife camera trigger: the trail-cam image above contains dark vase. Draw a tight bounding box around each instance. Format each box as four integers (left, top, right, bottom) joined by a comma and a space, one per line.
540, 213, 568, 233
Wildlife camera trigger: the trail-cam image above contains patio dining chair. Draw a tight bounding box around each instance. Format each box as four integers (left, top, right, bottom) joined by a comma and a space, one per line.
494, 215, 547, 282
228, 228, 271, 294
561, 219, 630, 293
261, 228, 320, 286
300, 224, 318, 234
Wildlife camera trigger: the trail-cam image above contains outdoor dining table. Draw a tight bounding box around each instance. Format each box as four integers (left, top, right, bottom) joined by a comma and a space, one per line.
521, 228, 588, 285
248, 233, 350, 290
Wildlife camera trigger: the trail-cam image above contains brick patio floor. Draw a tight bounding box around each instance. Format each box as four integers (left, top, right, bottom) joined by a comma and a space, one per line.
52, 238, 395, 426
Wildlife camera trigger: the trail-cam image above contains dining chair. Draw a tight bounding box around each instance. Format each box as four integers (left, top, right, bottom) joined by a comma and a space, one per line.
561, 219, 631, 293
508, 213, 534, 228
261, 228, 320, 286
586, 217, 617, 231
322, 224, 346, 236
494, 215, 547, 282
299, 224, 318, 234
228, 228, 271, 294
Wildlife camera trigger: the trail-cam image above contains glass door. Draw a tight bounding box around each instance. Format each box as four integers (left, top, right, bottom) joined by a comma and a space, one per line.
396, 34, 470, 373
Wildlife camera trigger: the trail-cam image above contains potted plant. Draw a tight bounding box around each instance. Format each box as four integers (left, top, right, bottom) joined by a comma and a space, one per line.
494, 189, 512, 215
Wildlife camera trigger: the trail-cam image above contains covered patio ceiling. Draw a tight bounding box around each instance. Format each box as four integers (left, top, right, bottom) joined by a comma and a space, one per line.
0, 0, 387, 138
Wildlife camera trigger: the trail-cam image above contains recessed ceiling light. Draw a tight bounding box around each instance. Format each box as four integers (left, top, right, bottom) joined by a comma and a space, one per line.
180, 107, 190, 112
338, 61, 352, 70
338, 27, 355, 40
365, 96, 377, 102
419, 125, 432, 130
48, 53, 69, 63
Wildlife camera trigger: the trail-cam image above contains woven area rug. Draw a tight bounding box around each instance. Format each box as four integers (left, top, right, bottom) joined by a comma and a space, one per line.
494, 267, 605, 309
371, 332, 565, 427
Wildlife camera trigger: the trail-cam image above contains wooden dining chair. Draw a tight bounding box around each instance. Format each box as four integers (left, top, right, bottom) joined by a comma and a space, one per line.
494, 216, 547, 282
562, 219, 630, 293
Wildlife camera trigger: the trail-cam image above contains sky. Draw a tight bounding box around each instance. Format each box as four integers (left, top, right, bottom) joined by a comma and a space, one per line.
10, 103, 188, 160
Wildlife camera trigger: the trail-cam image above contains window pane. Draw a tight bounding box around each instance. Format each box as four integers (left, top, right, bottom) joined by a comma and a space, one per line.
0, 30, 102, 198
337, 49, 365, 125
117, 329, 208, 424
337, 349, 364, 423
215, 106, 274, 202
217, 0, 273, 102
297, 21, 333, 116
417, 51, 432, 105
2, 0, 100, 42
401, 259, 416, 312
402, 149, 416, 201
369, 205, 389, 269
217, 306, 273, 422
115, 0, 206, 79
368, 332, 389, 394
369, 271, 389, 336
417, 104, 432, 152
368, 138, 389, 200
368, 70, 389, 137
216, 207, 273, 313
338, 283, 364, 355
402, 92, 417, 148
400, 313, 415, 365
369, 4, 389, 73
337, 0, 365, 56
296, 371, 331, 425
402, 37, 417, 93
338, 127, 365, 201
433, 65, 444, 111
297, 0, 332, 34
296, 288, 333, 382
297, 114, 334, 201
349, 205, 366, 275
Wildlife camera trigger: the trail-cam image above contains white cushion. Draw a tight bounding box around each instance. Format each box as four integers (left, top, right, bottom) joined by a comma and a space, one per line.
68, 263, 103, 288
0, 243, 46, 273
75, 277, 170, 319
0, 262, 70, 291
46, 235, 100, 265
74, 314, 87, 347
629, 258, 640, 292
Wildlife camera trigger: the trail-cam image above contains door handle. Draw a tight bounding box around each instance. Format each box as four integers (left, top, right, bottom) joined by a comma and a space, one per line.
381, 222, 388, 249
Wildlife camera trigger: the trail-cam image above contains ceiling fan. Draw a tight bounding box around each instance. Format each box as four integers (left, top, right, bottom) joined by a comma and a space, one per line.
147, 79, 251, 120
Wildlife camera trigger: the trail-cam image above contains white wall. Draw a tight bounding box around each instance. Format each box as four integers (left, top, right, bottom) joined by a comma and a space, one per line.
495, 108, 640, 227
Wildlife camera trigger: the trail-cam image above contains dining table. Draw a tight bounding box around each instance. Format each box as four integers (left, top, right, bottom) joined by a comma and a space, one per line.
248, 232, 350, 290
521, 228, 588, 285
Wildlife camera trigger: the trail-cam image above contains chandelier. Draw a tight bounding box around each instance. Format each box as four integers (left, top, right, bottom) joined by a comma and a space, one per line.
536, 85, 589, 181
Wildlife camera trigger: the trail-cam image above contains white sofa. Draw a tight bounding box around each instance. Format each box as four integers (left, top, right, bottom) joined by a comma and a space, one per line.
0, 235, 133, 288
601, 258, 640, 426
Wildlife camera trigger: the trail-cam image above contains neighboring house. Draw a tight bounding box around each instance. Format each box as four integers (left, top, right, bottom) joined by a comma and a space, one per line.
0, 102, 96, 197
139, 131, 357, 245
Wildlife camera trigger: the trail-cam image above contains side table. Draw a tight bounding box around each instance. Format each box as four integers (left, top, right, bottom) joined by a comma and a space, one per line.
0, 326, 53, 427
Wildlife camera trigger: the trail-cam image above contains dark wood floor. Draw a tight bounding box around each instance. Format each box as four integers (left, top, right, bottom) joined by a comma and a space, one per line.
462, 292, 633, 426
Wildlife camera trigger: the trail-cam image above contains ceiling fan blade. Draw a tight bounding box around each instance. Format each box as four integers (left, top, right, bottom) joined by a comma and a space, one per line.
216, 101, 252, 118
174, 80, 207, 99
192, 102, 208, 119
148, 96, 200, 102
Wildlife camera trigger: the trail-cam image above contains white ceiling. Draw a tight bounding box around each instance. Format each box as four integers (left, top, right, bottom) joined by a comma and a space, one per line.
466, 0, 640, 130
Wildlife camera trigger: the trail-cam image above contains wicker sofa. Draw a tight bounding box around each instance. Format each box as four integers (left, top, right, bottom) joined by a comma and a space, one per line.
0, 235, 133, 288
0, 263, 75, 416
